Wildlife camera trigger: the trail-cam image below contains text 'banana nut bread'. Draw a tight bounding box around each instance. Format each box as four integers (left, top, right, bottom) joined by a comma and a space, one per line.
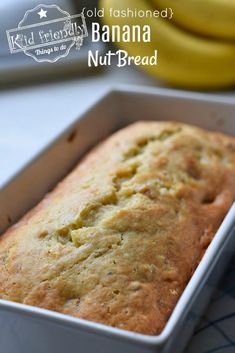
0, 121, 235, 335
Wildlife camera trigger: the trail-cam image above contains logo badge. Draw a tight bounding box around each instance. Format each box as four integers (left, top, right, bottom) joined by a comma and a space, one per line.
6, 4, 88, 63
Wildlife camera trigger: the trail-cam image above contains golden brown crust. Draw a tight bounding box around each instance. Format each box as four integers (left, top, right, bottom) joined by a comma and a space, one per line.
0, 121, 235, 335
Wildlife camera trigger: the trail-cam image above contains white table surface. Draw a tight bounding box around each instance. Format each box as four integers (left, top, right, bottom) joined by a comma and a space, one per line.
1, 65, 235, 188
0, 66, 161, 187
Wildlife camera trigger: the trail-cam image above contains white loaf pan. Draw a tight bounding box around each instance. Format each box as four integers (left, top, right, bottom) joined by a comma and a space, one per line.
0, 86, 235, 353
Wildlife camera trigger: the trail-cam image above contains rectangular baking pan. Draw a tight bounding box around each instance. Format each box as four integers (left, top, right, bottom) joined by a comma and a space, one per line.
0, 86, 235, 353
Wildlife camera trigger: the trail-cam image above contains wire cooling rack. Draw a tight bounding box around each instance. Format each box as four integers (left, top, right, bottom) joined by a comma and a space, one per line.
187, 253, 235, 353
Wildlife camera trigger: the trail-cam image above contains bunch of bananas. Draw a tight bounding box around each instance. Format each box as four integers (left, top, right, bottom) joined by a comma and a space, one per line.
100, 0, 235, 90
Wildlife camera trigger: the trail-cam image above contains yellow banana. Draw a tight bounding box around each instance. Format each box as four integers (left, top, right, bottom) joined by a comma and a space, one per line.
100, 0, 235, 89
152, 0, 235, 40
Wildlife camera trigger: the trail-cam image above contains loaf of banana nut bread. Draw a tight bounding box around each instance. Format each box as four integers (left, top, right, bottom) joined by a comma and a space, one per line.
0, 121, 235, 335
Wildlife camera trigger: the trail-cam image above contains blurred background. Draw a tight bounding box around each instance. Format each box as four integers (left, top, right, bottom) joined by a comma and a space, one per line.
1, 0, 235, 204
0, 0, 160, 186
